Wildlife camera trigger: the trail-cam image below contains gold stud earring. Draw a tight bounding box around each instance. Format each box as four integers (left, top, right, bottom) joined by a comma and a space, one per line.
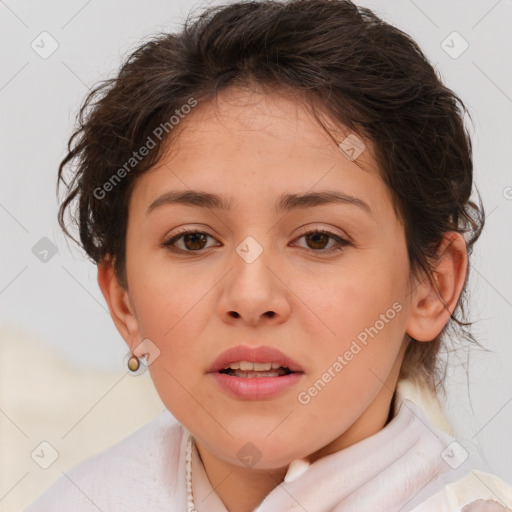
127, 355, 140, 372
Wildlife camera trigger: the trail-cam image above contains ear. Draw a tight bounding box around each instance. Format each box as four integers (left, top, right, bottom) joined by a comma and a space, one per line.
406, 232, 468, 342
97, 257, 141, 352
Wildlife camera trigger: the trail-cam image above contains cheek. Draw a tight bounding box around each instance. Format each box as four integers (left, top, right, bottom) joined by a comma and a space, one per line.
296, 267, 408, 395
126, 278, 206, 386
299, 266, 400, 338
129, 255, 199, 330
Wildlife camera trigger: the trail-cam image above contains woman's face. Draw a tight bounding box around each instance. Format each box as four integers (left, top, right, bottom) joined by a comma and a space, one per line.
120, 86, 415, 468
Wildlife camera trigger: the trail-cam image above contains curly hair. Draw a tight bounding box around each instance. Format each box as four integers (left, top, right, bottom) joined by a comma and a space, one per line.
57, 0, 486, 396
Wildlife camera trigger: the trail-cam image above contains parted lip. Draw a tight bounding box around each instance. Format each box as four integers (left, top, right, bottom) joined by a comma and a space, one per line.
207, 345, 304, 373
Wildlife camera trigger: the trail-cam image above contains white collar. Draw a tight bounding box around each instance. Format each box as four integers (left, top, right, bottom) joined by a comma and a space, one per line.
188, 395, 474, 512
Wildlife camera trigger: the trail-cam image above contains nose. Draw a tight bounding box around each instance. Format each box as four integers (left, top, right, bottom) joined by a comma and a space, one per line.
217, 247, 291, 327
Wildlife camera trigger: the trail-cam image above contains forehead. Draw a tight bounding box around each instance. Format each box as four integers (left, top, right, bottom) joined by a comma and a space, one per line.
129, 86, 394, 223
168, 85, 372, 162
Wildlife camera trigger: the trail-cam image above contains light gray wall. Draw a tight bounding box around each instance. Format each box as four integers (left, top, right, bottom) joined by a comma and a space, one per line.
1, 0, 511, 489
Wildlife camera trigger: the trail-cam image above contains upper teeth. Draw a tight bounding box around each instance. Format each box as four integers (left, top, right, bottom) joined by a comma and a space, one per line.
224, 361, 284, 371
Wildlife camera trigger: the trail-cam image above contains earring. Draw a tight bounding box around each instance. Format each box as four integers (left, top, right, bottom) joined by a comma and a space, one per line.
124, 350, 146, 376
127, 354, 140, 372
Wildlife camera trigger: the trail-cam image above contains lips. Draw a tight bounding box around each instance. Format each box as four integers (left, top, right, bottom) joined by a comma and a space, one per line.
207, 345, 304, 374
207, 345, 305, 400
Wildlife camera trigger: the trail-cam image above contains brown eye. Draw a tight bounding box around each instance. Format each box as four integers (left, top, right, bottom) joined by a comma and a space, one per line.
162, 230, 216, 252
294, 230, 351, 254
182, 232, 208, 250
162, 228, 351, 255
305, 232, 330, 250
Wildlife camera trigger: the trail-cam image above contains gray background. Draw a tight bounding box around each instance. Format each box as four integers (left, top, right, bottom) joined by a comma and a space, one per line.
1, 0, 511, 509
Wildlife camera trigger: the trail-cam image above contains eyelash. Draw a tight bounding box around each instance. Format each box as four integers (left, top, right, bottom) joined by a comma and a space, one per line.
161, 228, 352, 255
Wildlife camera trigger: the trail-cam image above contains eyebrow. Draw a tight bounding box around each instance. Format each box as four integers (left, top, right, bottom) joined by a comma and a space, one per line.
146, 189, 373, 217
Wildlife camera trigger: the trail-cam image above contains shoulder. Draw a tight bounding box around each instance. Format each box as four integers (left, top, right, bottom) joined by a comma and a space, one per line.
409, 470, 512, 512
393, 379, 512, 511
24, 411, 186, 512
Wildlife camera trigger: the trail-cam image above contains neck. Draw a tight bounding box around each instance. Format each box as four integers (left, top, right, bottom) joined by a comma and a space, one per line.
192, 445, 288, 512
193, 387, 397, 512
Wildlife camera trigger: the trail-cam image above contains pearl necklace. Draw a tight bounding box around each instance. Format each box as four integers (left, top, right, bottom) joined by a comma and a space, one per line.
185, 433, 198, 512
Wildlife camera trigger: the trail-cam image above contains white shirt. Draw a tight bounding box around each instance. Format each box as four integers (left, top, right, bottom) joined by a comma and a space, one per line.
25, 395, 512, 511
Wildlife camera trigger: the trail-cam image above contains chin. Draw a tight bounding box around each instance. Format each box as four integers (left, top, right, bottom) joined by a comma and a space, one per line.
214, 435, 314, 471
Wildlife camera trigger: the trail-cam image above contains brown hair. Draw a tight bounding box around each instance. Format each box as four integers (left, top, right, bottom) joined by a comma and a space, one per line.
57, 0, 485, 395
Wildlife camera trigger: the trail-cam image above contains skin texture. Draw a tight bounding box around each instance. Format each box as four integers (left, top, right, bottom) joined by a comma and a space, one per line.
98, 86, 468, 512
